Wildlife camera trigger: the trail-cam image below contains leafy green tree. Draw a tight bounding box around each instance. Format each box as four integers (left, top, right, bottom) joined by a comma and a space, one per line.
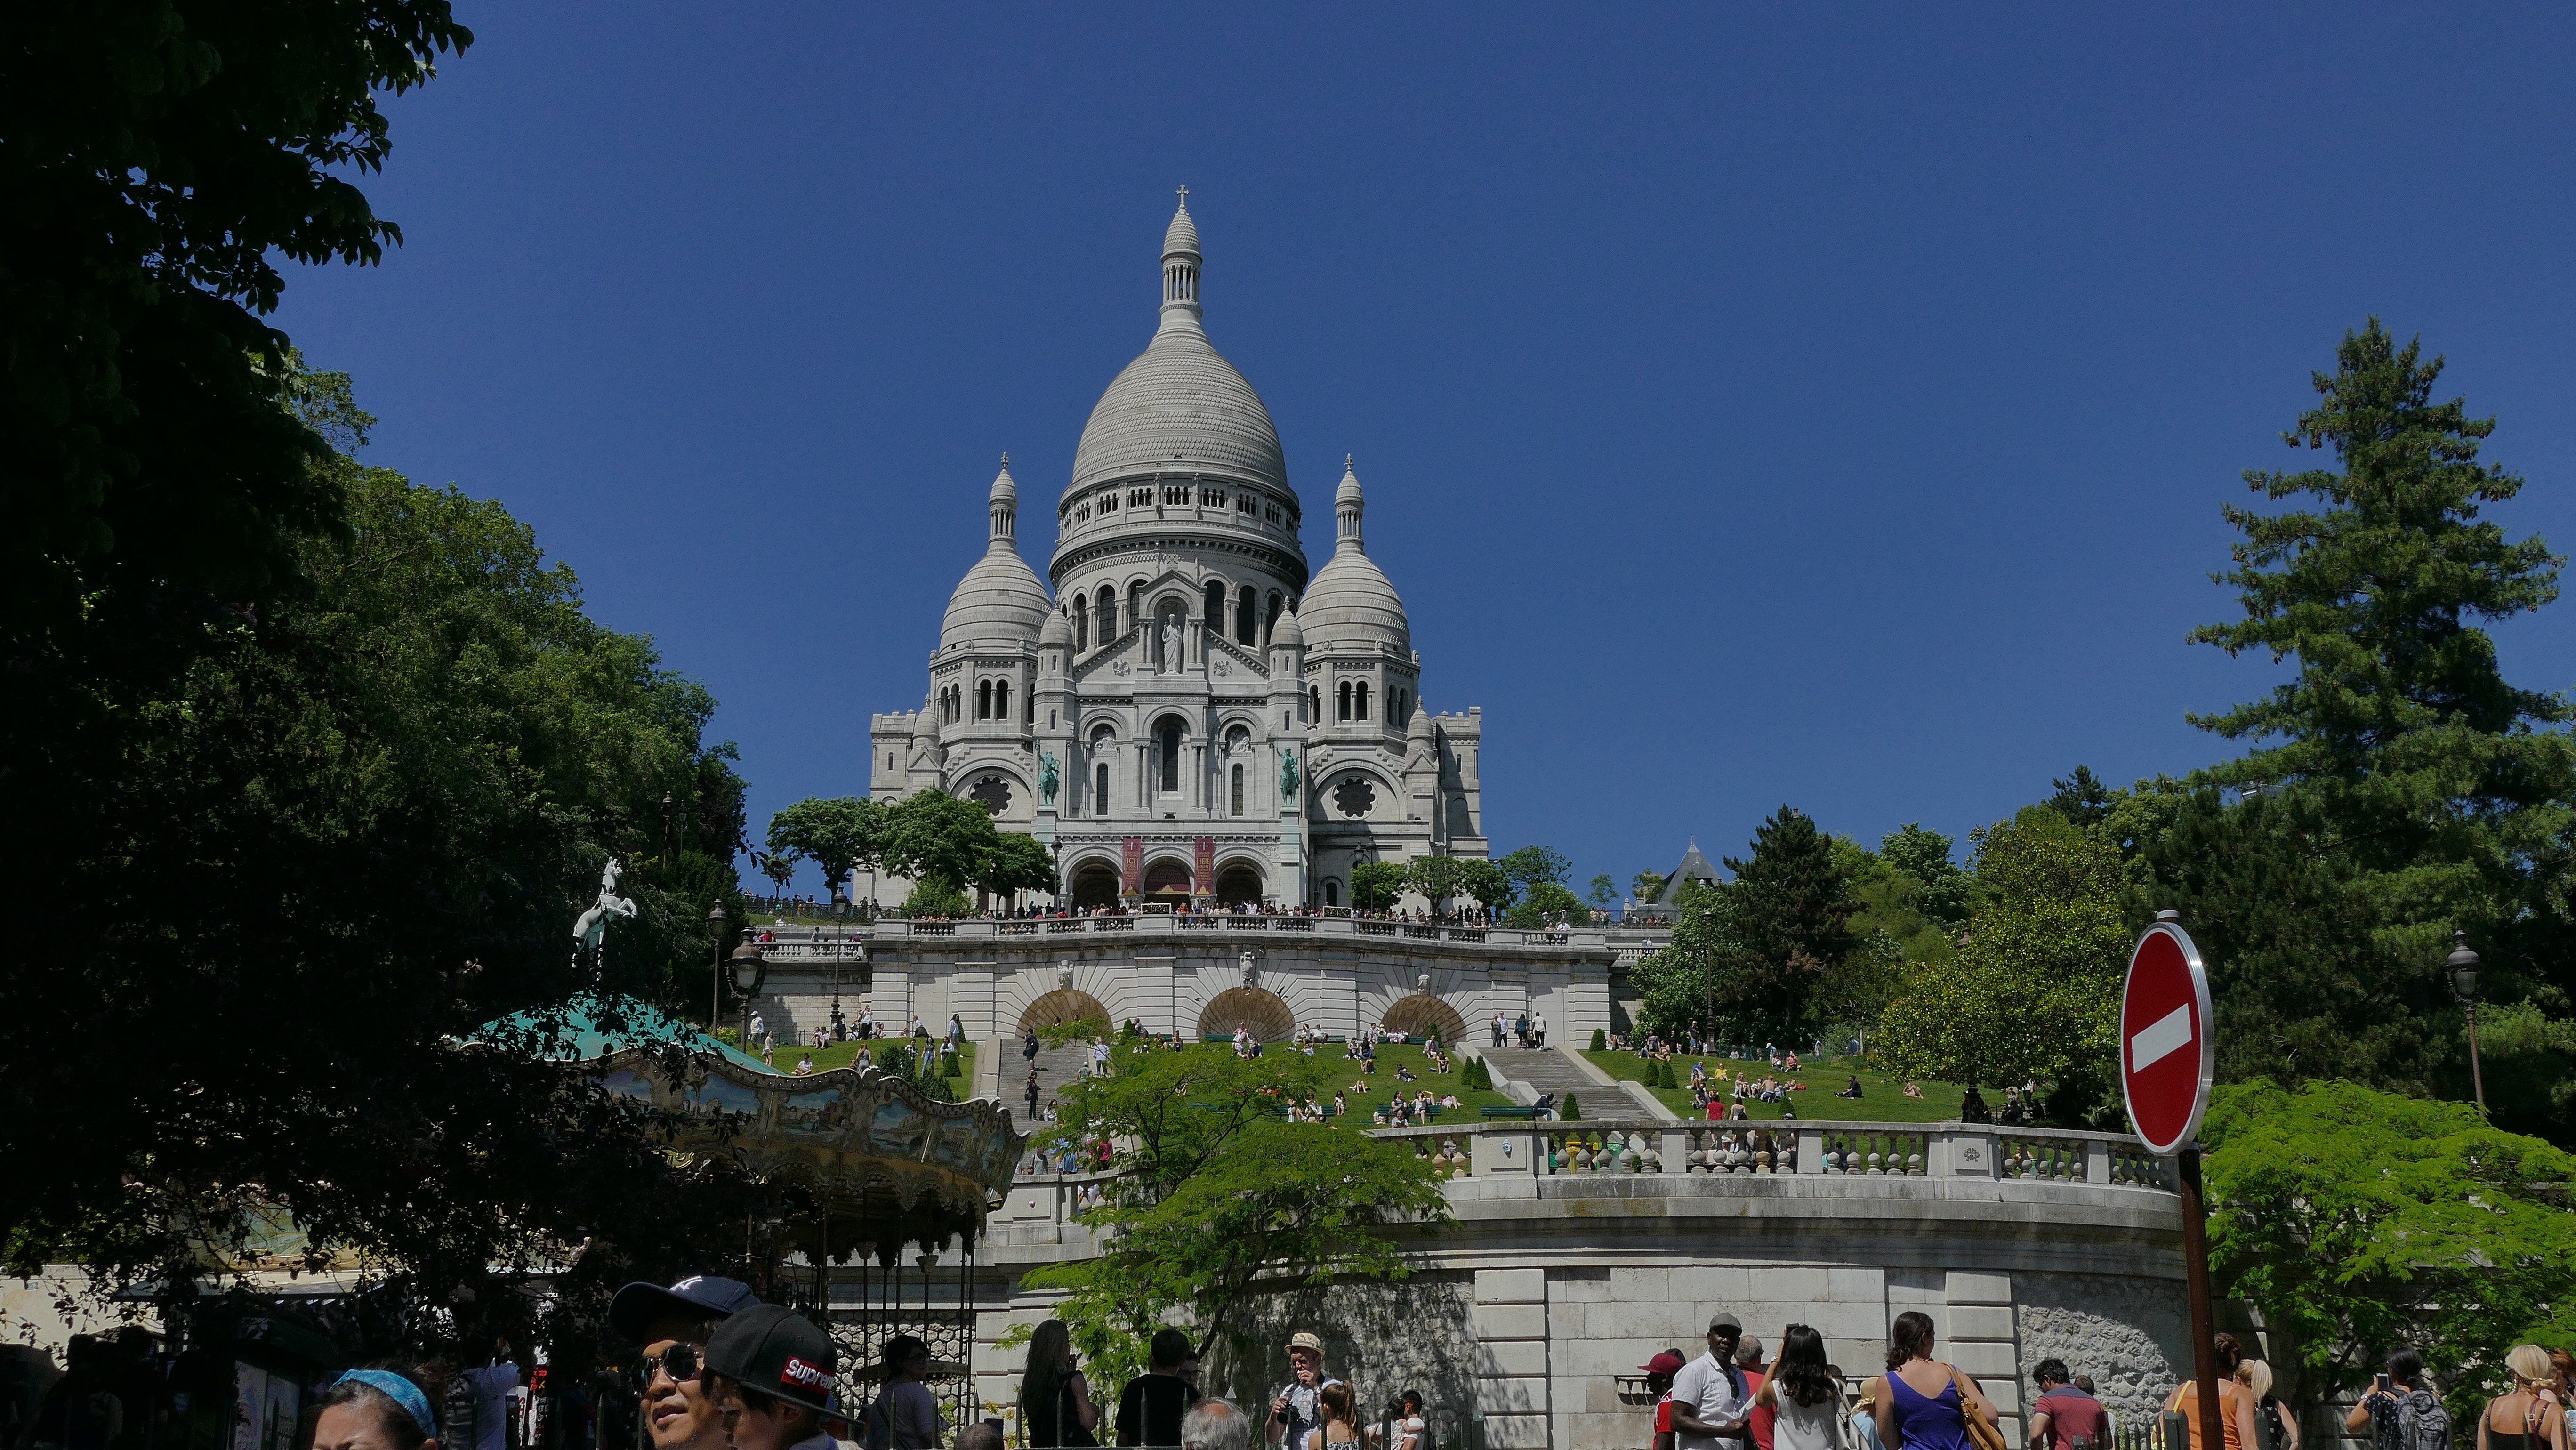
1497, 845, 1573, 905
765, 796, 882, 903
977, 831, 1059, 904
1027, 1042, 1452, 1383
1587, 874, 1618, 911
1454, 859, 1509, 917
1350, 860, 1408, 911
1879, 823, 1973, 929
1405, 854, 1467, 911
759, 852, 795, 896
1505, 881, 1588, 928
869, 1039, 958, 1103
1718, 807, 1854, 1039
1874, 808, 2126, 1111
901, 877, 973, 918
2141, 321, 2576, 1114
874, 790, 1052, 908
2204, 1079, 2576, 1424
1629, 880, 1738, 1038
1631, 870, 1667, 904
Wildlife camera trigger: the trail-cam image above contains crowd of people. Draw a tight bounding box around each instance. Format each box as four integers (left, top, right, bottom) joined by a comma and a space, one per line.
1488, 1011, 1550, 1049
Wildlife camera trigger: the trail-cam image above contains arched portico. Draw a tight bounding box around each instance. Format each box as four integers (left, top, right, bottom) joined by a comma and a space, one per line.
1018, 988, 1111, 1035
1380, 993, 1467, 1045
1198, 986, 1295, 1042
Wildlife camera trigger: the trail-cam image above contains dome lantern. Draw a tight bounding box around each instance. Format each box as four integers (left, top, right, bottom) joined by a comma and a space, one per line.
1161, 186, 1202, 334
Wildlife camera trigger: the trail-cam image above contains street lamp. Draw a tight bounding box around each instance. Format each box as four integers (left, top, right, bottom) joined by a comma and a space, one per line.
731, 935, 769, 1059
2447, 931, 2487, 1115
706, 903, 729, 1034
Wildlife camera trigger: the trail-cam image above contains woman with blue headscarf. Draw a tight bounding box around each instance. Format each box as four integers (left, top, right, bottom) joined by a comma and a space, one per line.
310, 1365, 444, 1450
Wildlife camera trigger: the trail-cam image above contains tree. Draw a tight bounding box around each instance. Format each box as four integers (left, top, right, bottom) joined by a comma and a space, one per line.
1350, 860, 1407, 911
1454, 860, 1509, 917
1587, 874, 1618, 911
1496, 845, 1572, 906
1878, 823, 1972, 930
759, 852, 795, 896
1405, 855, 1468, 911
1025, 1043, 1452, 1384
765, 796, 882, 903
975, 831, 1059, 906
1719, 807, 1854, 1039
1505, 881, 1587, 929
1631, 870, 1667, 904
2043, 766, 2114, 831
1874, 808, 2126, 1112
3, 379, 762, 1348
2143, 321, 2576, 1115
1830, 825, 1964, 1031
1628, 880, 1738, 1039
2204, 1079, 2576, 1425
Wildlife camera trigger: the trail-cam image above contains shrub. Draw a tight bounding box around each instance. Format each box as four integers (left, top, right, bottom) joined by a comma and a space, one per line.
1590, 1028, 1608, 1051
1560, 1093, 1581, 1120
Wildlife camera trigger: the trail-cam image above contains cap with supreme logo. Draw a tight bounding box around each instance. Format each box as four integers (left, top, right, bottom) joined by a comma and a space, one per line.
704, 1303, 839, 1416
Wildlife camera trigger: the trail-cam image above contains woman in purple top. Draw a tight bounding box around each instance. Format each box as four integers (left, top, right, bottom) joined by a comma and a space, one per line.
1875, 1313, 2000, 1450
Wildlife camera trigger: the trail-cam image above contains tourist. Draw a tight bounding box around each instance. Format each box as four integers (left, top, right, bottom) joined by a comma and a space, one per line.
1027, 1070, 1042, 1120
2168, 1334, 2262, 1450
2028, 1360, 2106, 1450
1025, 1028, 1042, 1063
1022, 1319, 1100, 1448
1753, 1326, 1842, 1450
308, 1364, 445, 1450
1378, 1392, 1427, 1450
1302, 1385, 1363, 1450
857, 1335, 942, 1450
2345, 1349, 2447, 1449
1902, 1082, 1924, 1100
1837, 1076, 1865, 1100
1642, 1352, 1686, 1450
700, 1304, 840, 1450
1265, 1332, 1343, 1450
1093, 1039, 1114, 1078
1960, 1087, 1991, 1124
1492, 1013, 1507, 1048
959, 1427, 1006, 1450
1671, 1313, 1753, 1450
1875, 1310, 2000, 1450
1117, 1329, 1201, 1447
1736, 1336, 1772, 1450
793, 1053, 813, 1075
948, 1013, 965, 1045
2468, 1346, 2568, 1450
607, 1273, 763, 1450
1514, 1012, 1530, 1048
1183, 1402, 1251, 1450
750, 1011, 771, 1056
2232, 1361, 2297, 1450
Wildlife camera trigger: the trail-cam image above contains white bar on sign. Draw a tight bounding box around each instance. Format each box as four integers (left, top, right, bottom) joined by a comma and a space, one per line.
2130, 1003, 2194, 1072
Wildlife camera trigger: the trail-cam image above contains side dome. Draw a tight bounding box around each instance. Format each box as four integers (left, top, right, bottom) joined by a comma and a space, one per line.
1298, 457, 1410, 654
942, 460, 1051, 651
1039, 604, 1074, 649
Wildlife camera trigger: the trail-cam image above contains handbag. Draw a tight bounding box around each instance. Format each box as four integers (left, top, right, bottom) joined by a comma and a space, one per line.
1950, 1367, 2009, 1450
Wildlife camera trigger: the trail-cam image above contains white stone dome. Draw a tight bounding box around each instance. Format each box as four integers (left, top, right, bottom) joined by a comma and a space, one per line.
1070, 328, 1286, 495
941, 462, 1050, 651
1299, 458, 1409, 654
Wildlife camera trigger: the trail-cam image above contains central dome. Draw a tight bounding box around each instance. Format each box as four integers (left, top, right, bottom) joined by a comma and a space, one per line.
1069, 329, 1288, 494
1065, 193, 1289, 499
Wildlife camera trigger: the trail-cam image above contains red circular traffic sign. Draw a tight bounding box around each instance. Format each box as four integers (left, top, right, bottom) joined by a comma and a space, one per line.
2121, 916, 2214, 1157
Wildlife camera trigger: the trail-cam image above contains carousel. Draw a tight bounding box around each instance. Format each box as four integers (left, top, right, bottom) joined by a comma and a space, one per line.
538, 869, 1029, 1426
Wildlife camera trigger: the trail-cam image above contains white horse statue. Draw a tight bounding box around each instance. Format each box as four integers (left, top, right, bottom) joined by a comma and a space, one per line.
572, 857, 639, 959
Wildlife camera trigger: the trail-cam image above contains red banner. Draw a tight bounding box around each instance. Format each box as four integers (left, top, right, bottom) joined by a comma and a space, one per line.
1121, 837, 1144, 894
1194, 837, 1216, 894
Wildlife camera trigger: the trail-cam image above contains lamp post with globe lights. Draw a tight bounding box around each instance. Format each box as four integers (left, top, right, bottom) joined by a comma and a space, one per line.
707, 903, 729, 1033
2447, 931, 2486, 1116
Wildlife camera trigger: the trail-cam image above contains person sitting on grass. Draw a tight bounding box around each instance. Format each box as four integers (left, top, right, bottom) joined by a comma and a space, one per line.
1837, 1075, 1864, 1100
1396, 1065, 1416, 1083
1902, 1081, 1924, 1099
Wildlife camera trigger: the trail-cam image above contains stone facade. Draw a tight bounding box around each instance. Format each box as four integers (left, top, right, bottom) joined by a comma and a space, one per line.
866, 194, 1487, 915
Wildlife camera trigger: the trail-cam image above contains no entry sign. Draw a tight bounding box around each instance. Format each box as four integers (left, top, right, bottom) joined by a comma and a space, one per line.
2121, 912, 2214, 1156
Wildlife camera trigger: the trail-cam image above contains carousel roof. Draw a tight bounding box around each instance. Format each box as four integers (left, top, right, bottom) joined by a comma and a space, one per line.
476, 992, 779, 1073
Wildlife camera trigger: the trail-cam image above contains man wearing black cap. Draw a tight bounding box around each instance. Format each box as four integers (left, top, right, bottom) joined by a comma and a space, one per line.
610, 1276, 765, 1450
1670, 1313, 1751, 1450
702, 1304, 840, 1450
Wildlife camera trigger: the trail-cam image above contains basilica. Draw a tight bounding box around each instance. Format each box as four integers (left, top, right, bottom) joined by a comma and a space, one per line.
869, 194, 1490, 910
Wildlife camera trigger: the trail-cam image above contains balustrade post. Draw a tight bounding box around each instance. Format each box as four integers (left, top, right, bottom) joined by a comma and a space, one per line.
1662, 1129, 1691, 1175
2085, 1140, 2112, 1184
1796, 1129, 1823, 1174
1944, 1130, 1998, 1179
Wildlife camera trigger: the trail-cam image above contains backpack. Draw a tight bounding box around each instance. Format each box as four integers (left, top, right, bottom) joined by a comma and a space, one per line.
2368, 1389, 2451, 1450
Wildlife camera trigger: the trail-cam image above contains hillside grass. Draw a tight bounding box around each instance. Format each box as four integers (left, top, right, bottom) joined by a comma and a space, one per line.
1579, 1049, 1968, 1123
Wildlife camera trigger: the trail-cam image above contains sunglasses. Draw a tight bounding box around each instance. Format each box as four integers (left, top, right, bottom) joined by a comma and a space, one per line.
643, 1345, 704, 1384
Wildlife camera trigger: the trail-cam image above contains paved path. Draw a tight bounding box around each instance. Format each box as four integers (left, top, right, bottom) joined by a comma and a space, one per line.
1480, 1046, 1601, 1112
1001, 1041, 1097, 1129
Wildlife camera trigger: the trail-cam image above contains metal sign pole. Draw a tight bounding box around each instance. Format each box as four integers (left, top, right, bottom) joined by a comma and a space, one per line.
2175, 1145, 2223, 1450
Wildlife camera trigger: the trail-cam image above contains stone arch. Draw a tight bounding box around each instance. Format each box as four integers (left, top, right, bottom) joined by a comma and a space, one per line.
1068, 857, 1122, 910
1214, 858, 1264, 905
1380, 994, 1467, 1045
1199, 986, 1295, 1042
1018, 988, 1111, 1035
1140, 856, 1194, 899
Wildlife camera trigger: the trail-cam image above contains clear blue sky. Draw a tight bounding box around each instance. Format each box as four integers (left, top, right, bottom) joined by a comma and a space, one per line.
277, 4, 2576, 896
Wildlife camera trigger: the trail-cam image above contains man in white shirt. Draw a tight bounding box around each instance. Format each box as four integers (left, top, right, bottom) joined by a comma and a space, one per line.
1670, 1312, 1751, 1450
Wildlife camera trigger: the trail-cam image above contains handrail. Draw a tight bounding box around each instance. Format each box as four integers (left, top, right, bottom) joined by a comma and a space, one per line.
1359, 1117, 2175, 1192
750, 915, 1612, 951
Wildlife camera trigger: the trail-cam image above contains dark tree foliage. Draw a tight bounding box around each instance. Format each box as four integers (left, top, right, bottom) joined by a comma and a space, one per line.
2136, 321, 2576, 1125
2043, 766, 2114, 831
1722, 806, 1856, 1037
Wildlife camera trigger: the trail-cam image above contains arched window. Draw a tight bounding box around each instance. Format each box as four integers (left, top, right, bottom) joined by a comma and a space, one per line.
994, 679, 1010, 719
1230, 764, 1245, 817
1308, 685, 1320, 722
976, 681, 991, 720
1393, 689, 1406, 724
1127, 582, 1146, 636
1236, 585, 1257, 645
1073, 597, 1089, 652
1324, 879, 1340, 907
1095, 762, 1111, 819
1159, 717, 1182, 793
1097, 585, 1117, 639
1204, 579, 1227, 634
1355, 680, 1370, 721
1337, 681, 1352, 721
1267, 591, 1284, 643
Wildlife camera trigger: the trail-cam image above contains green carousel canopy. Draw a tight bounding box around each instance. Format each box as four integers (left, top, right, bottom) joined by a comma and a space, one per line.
477, 994, 1026, 1253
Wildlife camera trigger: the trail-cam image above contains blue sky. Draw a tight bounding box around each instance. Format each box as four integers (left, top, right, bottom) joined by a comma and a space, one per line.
276, 4, 2576, 896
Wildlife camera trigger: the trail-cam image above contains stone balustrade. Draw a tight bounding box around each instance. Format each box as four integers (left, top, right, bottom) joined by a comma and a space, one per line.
1364, 1118, 2175, 1192
757, 915, 1607, 953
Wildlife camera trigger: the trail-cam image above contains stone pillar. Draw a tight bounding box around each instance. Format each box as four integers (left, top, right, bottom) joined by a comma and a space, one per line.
1944, 1271, 2021, 1441
1473, 1268, 1549, 1450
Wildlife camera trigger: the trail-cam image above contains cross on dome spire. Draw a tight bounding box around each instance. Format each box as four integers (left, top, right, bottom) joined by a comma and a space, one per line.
1159, 188, 1202, 334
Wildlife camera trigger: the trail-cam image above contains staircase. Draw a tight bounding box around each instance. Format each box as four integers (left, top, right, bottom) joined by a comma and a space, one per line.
1480, 1047, 1606, 1116
1001, 1041, 1098, 1131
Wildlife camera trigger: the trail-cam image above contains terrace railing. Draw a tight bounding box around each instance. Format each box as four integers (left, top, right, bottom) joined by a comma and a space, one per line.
1361, 1119, 2176, 1193
755, 915, 1609, 953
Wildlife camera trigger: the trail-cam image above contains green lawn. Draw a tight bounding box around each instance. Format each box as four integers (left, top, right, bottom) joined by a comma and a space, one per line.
1579, 1049, 1968, 1122
1081, 1041, 1517, 1122
714, 1026, 974, 1084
